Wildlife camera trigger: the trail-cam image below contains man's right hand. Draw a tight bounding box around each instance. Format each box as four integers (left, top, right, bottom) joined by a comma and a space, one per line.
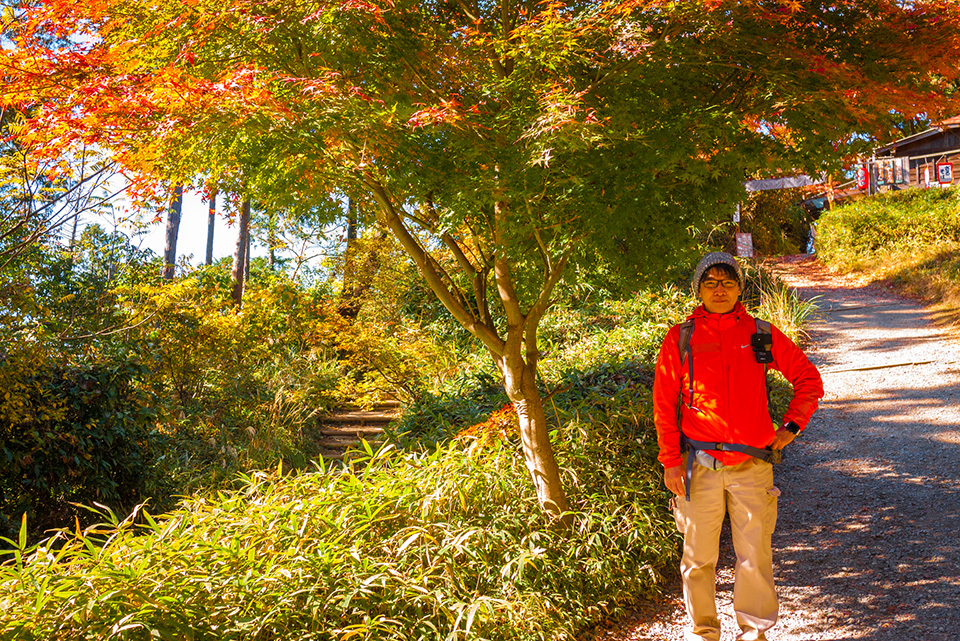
664, 464, 685, 496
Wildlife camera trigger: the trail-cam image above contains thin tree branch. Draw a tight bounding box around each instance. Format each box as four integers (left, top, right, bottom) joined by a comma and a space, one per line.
440, 231, 479, 278
522, 238, 578, 369
492, 200, 525, 329
60, 311, 159, 341
524, 197, 552, 280
402, 207, 480, 316
364, 174, 505, 356
455, 0, 509, 79
439, 230, 496, 329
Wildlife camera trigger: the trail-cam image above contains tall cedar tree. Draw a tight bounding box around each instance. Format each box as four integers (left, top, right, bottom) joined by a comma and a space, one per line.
161, 183, 182, 280
4, 0, 960, 519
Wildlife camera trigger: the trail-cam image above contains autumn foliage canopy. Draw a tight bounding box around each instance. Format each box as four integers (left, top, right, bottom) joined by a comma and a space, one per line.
4, 0, 960, 516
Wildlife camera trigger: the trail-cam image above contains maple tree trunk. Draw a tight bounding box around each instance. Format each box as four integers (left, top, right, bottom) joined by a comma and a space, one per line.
265, 210, 278, 270
205, 191, 216, 266
161, 184, 183, 280
497, 336, 571, 524
231, 198, 250, 306
368, 182, 570, 521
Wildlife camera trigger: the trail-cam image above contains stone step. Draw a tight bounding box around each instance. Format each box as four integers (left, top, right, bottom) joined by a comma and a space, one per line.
316, 437, 386, 461
321, 411, 395, 426
318, 425, 386, 437
313, 402, 399, 459
316, 448, 380, 462
318, 433, 385, 446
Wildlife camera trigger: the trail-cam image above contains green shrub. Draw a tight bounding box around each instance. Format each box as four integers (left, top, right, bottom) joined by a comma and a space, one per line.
817, 186, 960, 265
391, 370, 509, 445
107, 271, 354, 488
814, 186, 960, 328
536, 286, 691, 378
0, 358, 164, 542
0, 244, 356, 539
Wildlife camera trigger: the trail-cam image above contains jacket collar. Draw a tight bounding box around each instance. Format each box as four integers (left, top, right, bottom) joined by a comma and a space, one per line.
688, 301, 748, 327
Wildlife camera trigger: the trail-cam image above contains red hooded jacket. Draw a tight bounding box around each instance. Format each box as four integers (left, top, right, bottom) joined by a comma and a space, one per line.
653, 302, 824, 469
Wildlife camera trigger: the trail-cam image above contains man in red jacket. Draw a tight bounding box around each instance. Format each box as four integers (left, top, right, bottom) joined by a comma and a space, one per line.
653, 252, 823, 641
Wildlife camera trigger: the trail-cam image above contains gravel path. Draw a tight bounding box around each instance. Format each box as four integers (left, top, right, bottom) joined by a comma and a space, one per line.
587, 254, 960, 641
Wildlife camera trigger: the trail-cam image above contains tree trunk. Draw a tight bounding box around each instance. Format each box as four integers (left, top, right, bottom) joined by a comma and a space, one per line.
496, 334, 572, 524
366, 179, 571, 522
266, 210, 278, 271
69, 209, 79, 249
245, 223, 251, 277
338, 198, 364, 319
205, 191, 217, 265
161, 184, 183, 280
67, 208, 81, 268
231, 198, 251, 307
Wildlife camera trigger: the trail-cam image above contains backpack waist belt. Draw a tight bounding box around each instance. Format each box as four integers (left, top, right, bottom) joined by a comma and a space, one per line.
680, 436, 781, 501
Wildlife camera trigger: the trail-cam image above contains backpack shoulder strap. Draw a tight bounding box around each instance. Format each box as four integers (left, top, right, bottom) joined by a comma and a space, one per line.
676, 320, 695, 426
677, 320, 694, 364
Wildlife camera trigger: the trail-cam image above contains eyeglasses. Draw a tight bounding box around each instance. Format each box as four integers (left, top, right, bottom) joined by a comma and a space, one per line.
700, 279, 739, 290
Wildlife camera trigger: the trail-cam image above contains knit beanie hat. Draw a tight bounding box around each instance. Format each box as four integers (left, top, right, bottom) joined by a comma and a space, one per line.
691, 252, 744, 295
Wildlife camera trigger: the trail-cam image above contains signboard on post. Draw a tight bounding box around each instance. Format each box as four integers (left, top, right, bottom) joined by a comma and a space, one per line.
937, 162, 954, 185
855, 165, 869, 191
735, 233, 754, 258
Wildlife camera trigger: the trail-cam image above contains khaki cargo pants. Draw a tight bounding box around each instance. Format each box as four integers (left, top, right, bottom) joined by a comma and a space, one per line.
672, 455, 780, 641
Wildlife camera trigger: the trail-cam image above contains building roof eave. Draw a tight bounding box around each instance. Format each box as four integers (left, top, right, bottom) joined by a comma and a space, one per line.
875, 120, 960, 156
875, 128, 941, 155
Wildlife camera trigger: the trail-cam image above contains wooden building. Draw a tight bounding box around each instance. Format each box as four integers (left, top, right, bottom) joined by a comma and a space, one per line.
868, 116, 960, 192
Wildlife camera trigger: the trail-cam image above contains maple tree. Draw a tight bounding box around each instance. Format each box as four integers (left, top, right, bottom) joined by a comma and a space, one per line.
4, 0, 960, 519
0, 5, 122, 270
0, 104, 121, 270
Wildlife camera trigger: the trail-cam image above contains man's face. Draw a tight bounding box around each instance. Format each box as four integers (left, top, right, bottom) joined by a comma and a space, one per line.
698, 266, 741, 314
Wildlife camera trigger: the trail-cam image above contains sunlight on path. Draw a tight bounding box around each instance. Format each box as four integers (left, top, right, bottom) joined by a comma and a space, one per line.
592, 256, 960, 641
769, 256, 960, 641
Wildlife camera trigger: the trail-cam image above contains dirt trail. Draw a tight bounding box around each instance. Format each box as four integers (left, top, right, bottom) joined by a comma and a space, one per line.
591, 255, 960, 641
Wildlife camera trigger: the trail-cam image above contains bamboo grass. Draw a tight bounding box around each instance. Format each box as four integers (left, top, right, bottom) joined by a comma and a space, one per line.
1, 430, 675, 641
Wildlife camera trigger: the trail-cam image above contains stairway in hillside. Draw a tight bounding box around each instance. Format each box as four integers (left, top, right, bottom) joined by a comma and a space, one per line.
314, 401, 399, 460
